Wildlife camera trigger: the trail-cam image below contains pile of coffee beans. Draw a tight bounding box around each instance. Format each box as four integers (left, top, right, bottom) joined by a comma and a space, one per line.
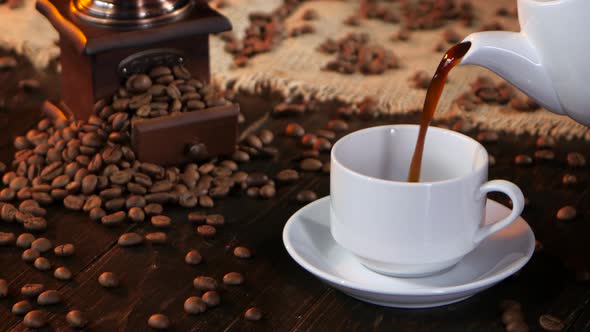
454, 76, 540, 112
318, 33, 400, 75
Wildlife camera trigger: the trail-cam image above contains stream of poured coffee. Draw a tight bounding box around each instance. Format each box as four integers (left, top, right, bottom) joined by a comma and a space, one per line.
407, 41, 472, 183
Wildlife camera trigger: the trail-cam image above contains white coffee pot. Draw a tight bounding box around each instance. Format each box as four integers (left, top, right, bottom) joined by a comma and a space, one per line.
460, 0, 590, 126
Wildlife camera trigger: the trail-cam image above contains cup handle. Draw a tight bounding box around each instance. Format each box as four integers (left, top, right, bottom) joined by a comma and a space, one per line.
474, 180, 524, 244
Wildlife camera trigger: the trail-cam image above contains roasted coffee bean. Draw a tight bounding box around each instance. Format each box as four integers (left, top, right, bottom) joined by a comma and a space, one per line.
106, 197, 126, 211
83, 195, 102, 212
199, 195, 214, 208
101, 211, 126, 226
23, 216, 47, 232
300, 158, 322, 171
23, 310, 49, 328
567, 152, 586, 167
557, 206, 576, 221
98, 272, 119, 288
110, 170, 132, 185
313, 138, 332, 152
514, 154, 533, 166
244, 307, 263, 321
22, 248, 40, 262
148, 313, 170, 330
64, 195, 85, 210
285, 123, 305, 137
501, 307, 524, 324
260, 184, 276, 199
34, 257, 51, 271
54, 266, 72, 280
258, 129, 274, 145
144, 203, 163, 216
21, 284, 44, 297
245, 135, 263, 150
505, 321, 529, 332
54, 243, 75, 257
246, 187, 259, 198
37, 290, 61, 305
0, 232, 15, 245
0, 279, 6, 297
31, 237, 52, 253
233, 246, 252, 259
188, 212, 206, 224
128, 207, 145, 222
66, 310, 88, 328
538, 314, 564, 331
185, 249, 202, 265
232, 150, 250, 163
15, 211, 33, 224
562, 174, 577, 185
296, 190, 318, 203
145, 232, 167, 244
500, 299, 522, 312
184, 296, 207, 314
127, 182, 147, 195
0, 56, 17, 70
0, 188, 15, 201
89, 207, 107, 222
477, 131, 499, 143
16, 233, 35, 248
118, 232, 143, 247
223, 272, 244, 285
64, 181, 81, 193
246, 173, 268, 187
534, 149, 555, 161
12, 300, 33, 315
100, 187, 123, 200
197, 225, 216, 237
151, 215, 171, 228
536, 136, 556, 148
193, 276, 217, 291
1, 203, 17, 222
9, 176, 28, 192
150, 180, 173, 193
327, 119, 349, 132
202, 291, 220, 307
301, 134, 317, 147
232, 171, 248, 183
206, 214, 225, 226
146, 192, 174, 204
149, 66, 172, 78
126, 74, 152, 93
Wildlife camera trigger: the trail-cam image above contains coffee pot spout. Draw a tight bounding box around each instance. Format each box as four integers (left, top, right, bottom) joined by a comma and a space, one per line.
459, 31, 564, 115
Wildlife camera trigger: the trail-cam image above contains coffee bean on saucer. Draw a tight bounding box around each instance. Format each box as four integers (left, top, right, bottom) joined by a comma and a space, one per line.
197, 225, 216, 237
21, 284, 44, 297
562, 174, 577, 185
54, 243, 75, 257
244, 307, 263, 321
0, 232, 15, 245
514, 154, 533, 166
296, 190, 318, 203
54, 266, 72, 280
0, 279, 6, 297
539, 314, 565, 331
557, 205, 576, 221
285, 123, 305, 137
146, 232, 167, 244
34, 257, 51, 271
223, 272, 244, 285
193, 276, 217, 291
300, 158, 322, 171
567, 152, 586, 167
12, 300, 33, 315
31, 237, 52, 253
185, 249, 202, 265
118, 232, 143, 247
98, 272, 119, 288
233, 246, 252, 259
23, 310, 49, 328
37, 290, 60, 305
66, 310, 88, 328
202, 290, 220, 307
16, 233, 35, 248
148, 314, 170, 330
184, 296, 207, 314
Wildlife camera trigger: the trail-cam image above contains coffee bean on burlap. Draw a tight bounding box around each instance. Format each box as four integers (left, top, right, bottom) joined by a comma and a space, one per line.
34, 257, 51, 271
98, 272, 119, 288
244, 307, 263, 321
147, 314, 170, 330
557, 206, 576, 221
477, 131, 499, 143
118, 232, 143, 247
193, 276, 217, 291
31, 238, 52, 252
0, 232, 15, 245
54, 266, 72, 280
223, 272, 244, 285
54, 243, 75, 257
185, 249, 202, 265
16, 233, 35, 248
184, 296, 207, 314
202, 291, 220, 307
233, 246, 252, 259
22, 248, 40, 262
12, 300, 33, 315
296, 190, 318, 203
66, 310, 88, 328
23, 310, 49, 328
37, 290, 60, 305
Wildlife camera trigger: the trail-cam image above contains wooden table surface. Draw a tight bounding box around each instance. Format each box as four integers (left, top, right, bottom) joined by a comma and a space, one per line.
1, 49, 590, 332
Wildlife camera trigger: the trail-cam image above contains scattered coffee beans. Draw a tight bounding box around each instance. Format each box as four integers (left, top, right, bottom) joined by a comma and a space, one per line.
197, 225, 216, 237
188, 212, 206, 224
206, 214, 225, 226
54, 266, 72, 280
146, 232, 167, 244
54, 243, 75, 256
0, 232, 15, 245
202, 290, 220, 307
244, 307, 263, 321
562, 174, 577, 185
12, 300, 32, 315
233, 246, 252, 259
118, 232, 144, 247
184, 296, 207, 314
21, 283, 44, 297
98, 272, 119, 288
148, 314, 170, 330
23, 310, 48, 328
16, 233, 35, 248
567, 152, 586, 168
31, 237, 52, 252
285, 123, 305, 137
66, 310, 88, 328
300, 158, 322, 171
34, 257, 51, 271
514, 154, 533, 166
223, 272, 244, 285
193, 276, 218, 291
185, 249, 202, 265
557, 206, 576, 221
538, 314, 564, 331
37, 290, 60, 305
327, 119, 349, 132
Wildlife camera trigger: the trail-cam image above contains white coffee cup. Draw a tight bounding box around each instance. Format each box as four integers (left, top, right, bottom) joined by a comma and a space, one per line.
330, 125, 524, 278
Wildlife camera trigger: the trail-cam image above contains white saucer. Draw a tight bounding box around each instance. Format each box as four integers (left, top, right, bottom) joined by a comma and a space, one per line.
283, 196, 535, 308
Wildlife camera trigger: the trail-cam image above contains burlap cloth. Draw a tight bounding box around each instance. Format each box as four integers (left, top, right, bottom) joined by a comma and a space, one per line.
3, 0, 590, 139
